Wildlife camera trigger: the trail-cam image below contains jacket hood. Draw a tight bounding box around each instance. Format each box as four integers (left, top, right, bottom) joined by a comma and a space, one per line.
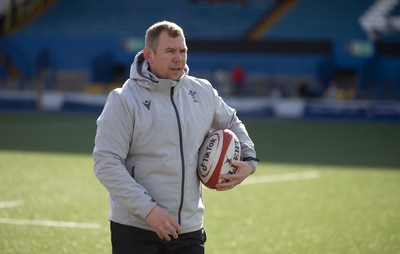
129, 51, 190, 92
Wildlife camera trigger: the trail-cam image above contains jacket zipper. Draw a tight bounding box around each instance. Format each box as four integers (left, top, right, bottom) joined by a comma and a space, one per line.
170, 87, 185, 225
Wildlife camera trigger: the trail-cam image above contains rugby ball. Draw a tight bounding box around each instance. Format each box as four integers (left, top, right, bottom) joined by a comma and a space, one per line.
197, 129, 241, 189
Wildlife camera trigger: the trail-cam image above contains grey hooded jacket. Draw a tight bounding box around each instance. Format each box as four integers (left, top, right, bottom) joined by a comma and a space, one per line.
93, 51, 257, 233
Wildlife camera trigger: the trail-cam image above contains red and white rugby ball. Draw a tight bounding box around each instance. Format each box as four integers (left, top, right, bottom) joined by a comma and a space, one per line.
197, 129, 241, 189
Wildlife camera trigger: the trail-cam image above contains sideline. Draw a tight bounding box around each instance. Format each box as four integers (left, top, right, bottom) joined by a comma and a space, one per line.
241, 171, 320, 186
0, 200, 101, 229
0, 218, 101, 229
0, 200, 23, 208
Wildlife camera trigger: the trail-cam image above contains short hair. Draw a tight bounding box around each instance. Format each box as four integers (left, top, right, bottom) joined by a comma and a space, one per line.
145, 21, 185, 52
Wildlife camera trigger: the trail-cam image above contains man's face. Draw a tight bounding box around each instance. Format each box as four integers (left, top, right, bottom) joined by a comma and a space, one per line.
148, 31, 187, 81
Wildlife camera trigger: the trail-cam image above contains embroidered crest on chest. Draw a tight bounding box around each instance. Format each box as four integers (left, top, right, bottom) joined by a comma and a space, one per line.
188, 90, 199, 103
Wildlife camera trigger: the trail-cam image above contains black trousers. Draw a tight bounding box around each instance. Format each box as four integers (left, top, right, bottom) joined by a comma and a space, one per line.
110, 221, 206, 254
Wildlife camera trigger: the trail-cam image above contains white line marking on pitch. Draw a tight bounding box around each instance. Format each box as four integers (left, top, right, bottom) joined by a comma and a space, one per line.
241, 171, 320, 186
0, 218, 101, 229
0, 200, 24, 208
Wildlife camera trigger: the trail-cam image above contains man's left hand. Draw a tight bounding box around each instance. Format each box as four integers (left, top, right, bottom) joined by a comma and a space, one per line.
215, 160, 252, 191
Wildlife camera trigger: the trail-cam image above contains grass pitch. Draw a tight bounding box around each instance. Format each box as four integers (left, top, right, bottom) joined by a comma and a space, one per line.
0, 112, 399, 253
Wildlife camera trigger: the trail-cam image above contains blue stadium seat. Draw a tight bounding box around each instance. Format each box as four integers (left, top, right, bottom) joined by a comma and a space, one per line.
20, 0, 273, 39
11, 0, 400, 41
264, 0, 376, 40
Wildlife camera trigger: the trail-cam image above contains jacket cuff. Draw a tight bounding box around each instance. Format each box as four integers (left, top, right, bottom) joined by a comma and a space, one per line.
139, 200, 157, 221
243, 158, 258, 174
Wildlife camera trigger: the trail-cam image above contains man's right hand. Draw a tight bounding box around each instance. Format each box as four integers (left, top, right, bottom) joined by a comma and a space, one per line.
145, 205, 183, 241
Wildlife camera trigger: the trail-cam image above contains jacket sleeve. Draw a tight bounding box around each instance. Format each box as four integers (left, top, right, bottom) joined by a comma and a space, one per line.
210, 88, 259, 173
93, 90, 156, 220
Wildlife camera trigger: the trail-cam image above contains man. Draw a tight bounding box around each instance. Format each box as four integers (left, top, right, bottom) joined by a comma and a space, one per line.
93, 21, 258, 254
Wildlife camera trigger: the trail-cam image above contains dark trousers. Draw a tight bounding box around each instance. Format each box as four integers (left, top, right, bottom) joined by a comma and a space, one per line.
110, 221, 206, 254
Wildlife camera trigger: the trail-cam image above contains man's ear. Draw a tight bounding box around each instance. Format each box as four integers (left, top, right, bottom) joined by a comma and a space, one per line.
143, 47, 153, 63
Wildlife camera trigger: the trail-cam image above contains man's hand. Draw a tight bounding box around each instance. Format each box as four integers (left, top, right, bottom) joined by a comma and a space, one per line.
216, 160, 253, 191
145, 205, 183, 241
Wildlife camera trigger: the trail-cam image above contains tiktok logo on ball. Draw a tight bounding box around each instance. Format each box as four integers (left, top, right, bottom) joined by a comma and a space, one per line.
199, 137, 216, 173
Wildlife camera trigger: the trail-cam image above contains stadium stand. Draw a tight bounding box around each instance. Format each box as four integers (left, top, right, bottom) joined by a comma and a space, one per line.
0, 0, 400, 115
265, 0, 375, 40
17, 0, 274, 39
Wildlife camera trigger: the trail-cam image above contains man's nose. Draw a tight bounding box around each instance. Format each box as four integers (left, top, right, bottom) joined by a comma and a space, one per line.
173, 52, 182, 62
